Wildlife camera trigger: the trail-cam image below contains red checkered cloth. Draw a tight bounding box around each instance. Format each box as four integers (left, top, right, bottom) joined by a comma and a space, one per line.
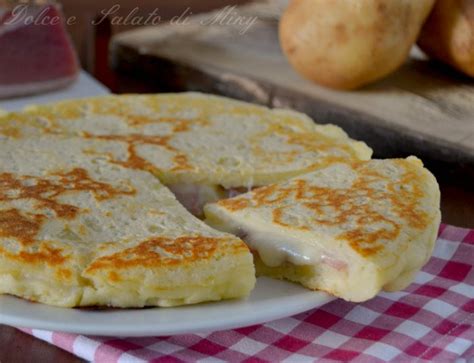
19, 224, 474, 362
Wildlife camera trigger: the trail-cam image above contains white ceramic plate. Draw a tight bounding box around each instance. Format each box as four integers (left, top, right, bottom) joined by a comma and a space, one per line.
0, 277, 334, 337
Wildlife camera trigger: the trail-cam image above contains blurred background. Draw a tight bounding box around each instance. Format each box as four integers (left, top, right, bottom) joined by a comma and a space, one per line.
58, 0, 251, 89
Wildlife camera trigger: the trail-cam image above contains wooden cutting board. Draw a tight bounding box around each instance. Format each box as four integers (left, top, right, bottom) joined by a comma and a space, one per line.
110, 1, 474, 182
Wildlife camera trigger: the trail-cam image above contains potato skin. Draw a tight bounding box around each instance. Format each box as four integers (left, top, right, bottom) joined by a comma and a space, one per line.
418, 0, 474, 77
279, 0, 435, 90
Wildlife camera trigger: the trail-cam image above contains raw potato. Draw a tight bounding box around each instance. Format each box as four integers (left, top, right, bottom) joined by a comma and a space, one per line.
418, 0, 474, 77
279, 0, 435, 90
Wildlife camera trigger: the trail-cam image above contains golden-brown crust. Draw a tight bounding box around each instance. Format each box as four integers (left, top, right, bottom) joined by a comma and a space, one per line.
86, 236, 248, 275
2, 94, 370, 185
56, 268, 73, 281
217, 159, 430, 257
81, 132, 196, 172
125, 115, 209, 133
0, 208, 45, 246
0, 244, 68, 266
0, 168, 136, 250
250, 121, 362, 167
28, 98, 204, 174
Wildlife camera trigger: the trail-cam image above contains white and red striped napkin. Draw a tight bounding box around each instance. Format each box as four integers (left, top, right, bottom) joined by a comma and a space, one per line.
19, 224, 474, 362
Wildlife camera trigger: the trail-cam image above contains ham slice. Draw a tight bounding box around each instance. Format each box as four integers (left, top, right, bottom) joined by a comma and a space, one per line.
0, 4, 79, 99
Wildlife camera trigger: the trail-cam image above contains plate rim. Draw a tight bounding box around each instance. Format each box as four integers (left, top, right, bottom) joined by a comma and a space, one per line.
0, 278, 335, 337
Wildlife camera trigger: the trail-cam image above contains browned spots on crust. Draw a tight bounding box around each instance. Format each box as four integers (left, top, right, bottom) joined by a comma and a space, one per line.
171, 154, 194, 171
122, 115, 150, 126
78, 100, 208, 172
18, 245, 67, 265
218, 198, 251, 212
0, 126, 21, 138
126, 115, 190, 131
84, 133, 176, 152
286, 131, 355, 157
56, 268, 73, 280
254, 185, 293, 204
18, 99, 204, 174
108, 271, 121, 282
219, 160, 430, 257
339, 225, 391, 256
84, 97, 209, 132
0, 168, 136, 246
82, 133, 195, 173
251, 123, 361, 168
86, 236, 241, 272
172, 121, 189, 132
120, 143, 155, 171
0, 244, 68, 266
27, 103, 83, 123
388, 160, 427, 230
273, 207, 309, 231
11, 98, 362, 177
0, 209, 45, 246
126, 115, 201, 133
219, 184, 293, 212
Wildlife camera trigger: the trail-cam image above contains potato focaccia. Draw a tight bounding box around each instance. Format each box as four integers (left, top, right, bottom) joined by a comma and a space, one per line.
0, 135, 255, 307
1, 92, 372, 215
205, 157, 441, 302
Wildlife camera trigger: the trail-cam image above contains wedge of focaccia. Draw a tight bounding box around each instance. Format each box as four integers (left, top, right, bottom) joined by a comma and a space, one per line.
0, 135, 255, 307
205, 157, 441, 302
0, 92, 372, 216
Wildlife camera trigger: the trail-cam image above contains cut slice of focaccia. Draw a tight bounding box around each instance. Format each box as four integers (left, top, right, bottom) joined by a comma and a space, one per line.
0, 135, 255, 307
205, 157, 441, 302
0, 92, 372, 215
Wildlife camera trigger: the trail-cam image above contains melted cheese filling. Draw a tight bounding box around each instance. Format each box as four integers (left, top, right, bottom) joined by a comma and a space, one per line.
242, 229, 347, 271
208, 219, 348, 271
167, 184, 349, 271
170, 183, 348, 272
